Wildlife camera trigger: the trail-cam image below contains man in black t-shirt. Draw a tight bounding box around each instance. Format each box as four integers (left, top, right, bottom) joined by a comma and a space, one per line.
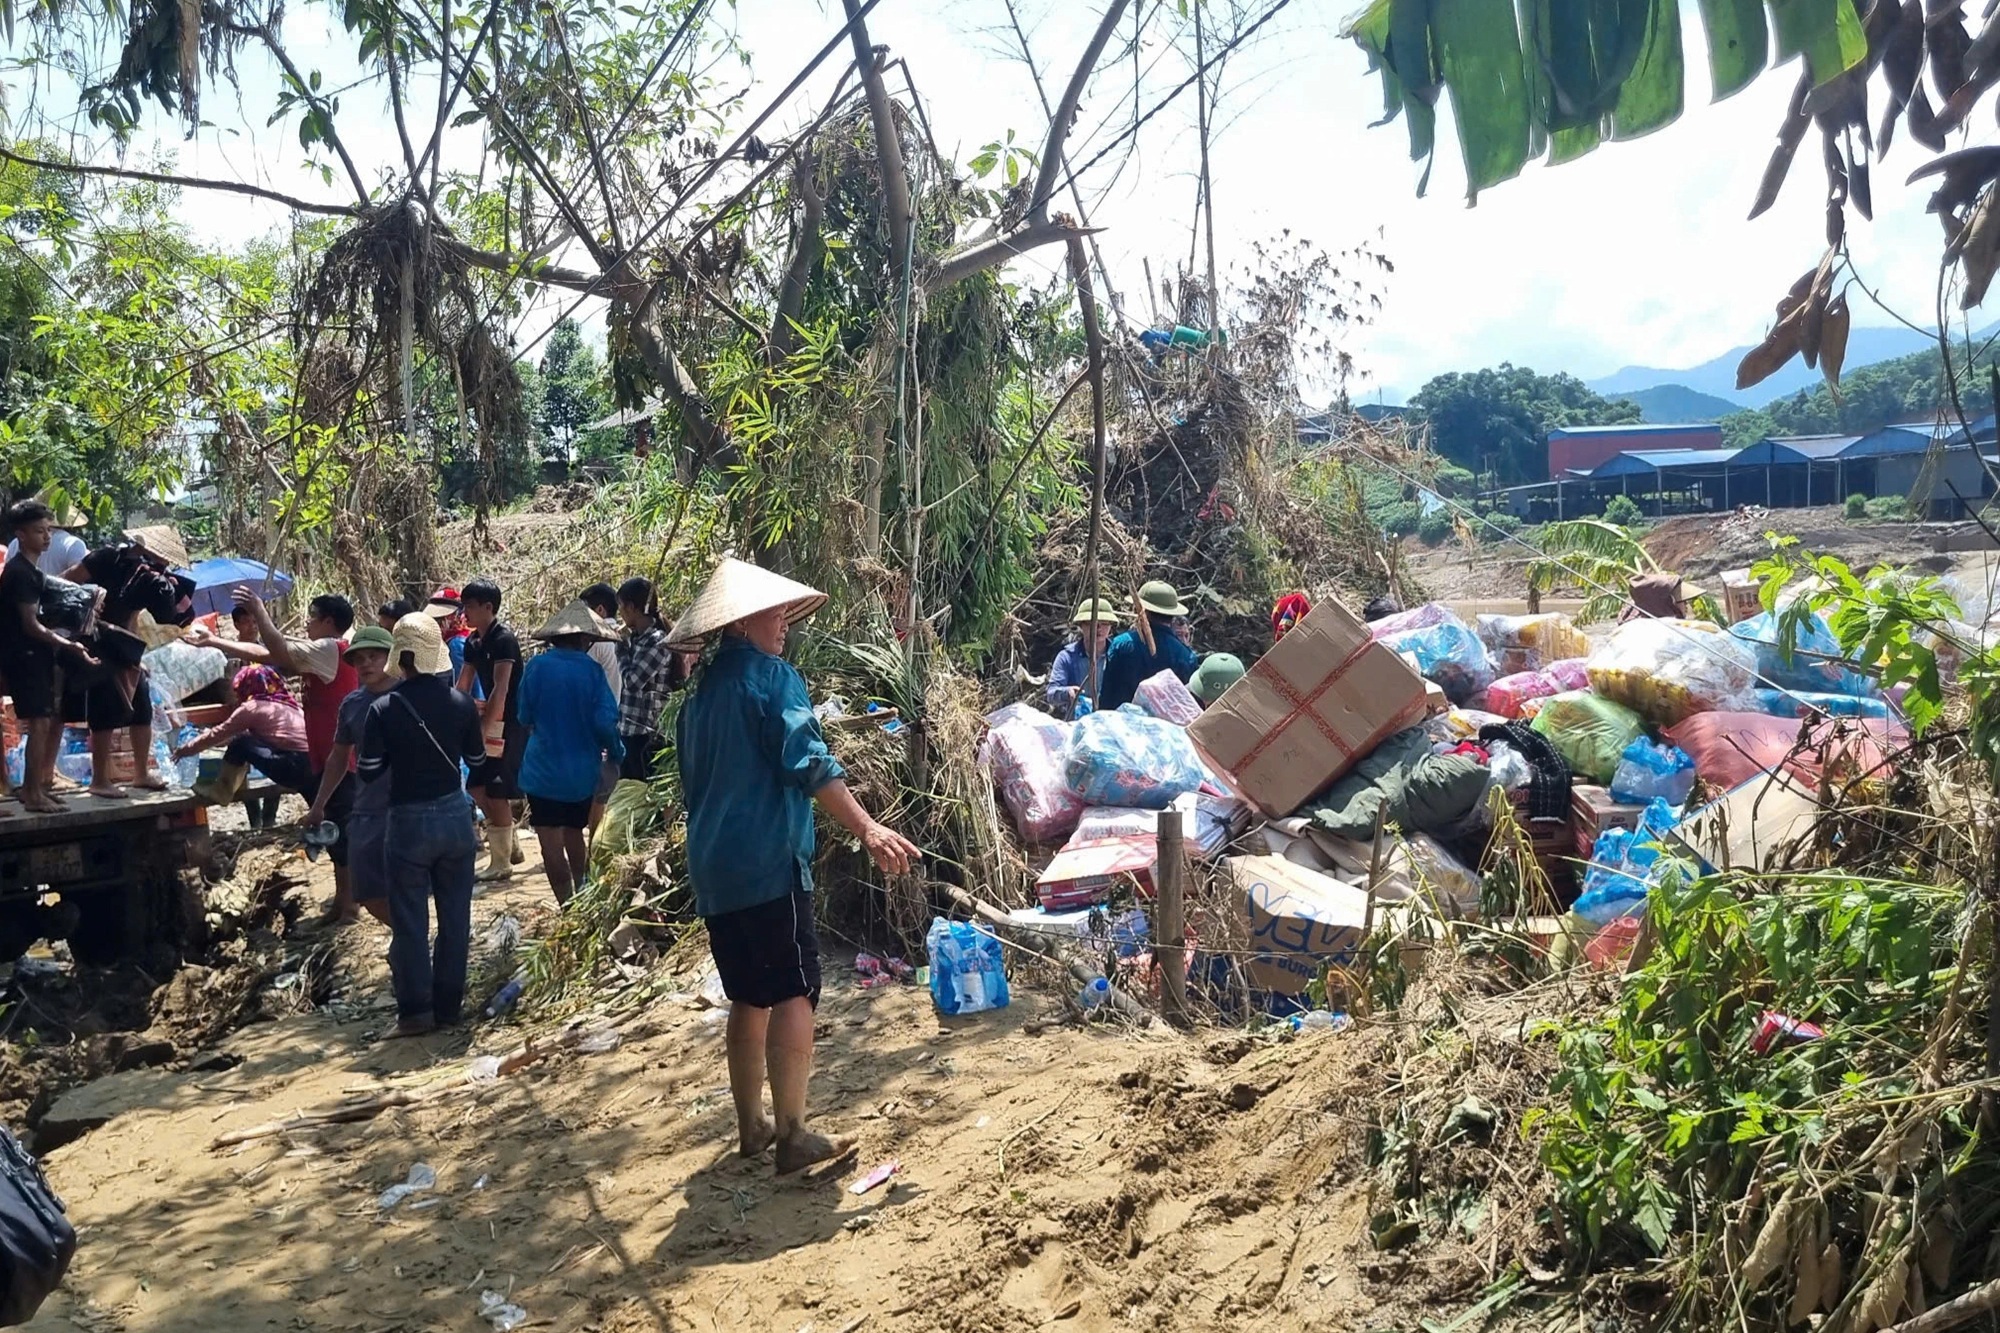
62, 542, 180, 796
0, 501, 99, 813
453, 578, 524, 880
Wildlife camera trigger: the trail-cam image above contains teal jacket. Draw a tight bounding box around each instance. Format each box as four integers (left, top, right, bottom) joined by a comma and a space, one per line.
675, 635, 846, 917
517, 646, 624, 803
1097, 626, 1197, 711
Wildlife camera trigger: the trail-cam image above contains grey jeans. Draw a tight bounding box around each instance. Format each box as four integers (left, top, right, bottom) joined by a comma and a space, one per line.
385, 791, 478, 1024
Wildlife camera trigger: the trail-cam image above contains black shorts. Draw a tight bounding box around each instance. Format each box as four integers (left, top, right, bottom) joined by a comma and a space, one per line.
527, 793, 591, 829
468, 721, 526, 798
618, 733, 664, 781
3, 652, 57, 720
83, 669, 154, 734
704, 891, 821, 1009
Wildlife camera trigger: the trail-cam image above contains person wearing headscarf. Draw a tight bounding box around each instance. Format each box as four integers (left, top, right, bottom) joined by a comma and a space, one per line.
517, 601, 624, 905
670, 558, 918, 1175
1096, 580, 1198, 712
1271, 592, 1312, 641
174, 664, 314, 809
1046, 598, 1118, 717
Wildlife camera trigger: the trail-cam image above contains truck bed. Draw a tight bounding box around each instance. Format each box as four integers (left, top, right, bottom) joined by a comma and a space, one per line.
0, 780, 279, 838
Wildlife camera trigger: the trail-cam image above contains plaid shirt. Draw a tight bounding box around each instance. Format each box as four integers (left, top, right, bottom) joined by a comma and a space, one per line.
615, 624, 677, 738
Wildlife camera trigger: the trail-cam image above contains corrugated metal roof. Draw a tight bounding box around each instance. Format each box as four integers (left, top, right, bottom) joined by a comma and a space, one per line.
1731, 436, 1861, 464
1546, 423, 1720, 437
1588, 448, 1742, 477
1843, 423, 1973, 457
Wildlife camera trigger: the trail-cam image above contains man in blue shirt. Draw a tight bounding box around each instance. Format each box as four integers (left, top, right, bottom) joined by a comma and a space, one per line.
518, 601, 624, 906
672, 558, 918, 1176
1097, 580, 1198, 711
1046, 597, 1118, 717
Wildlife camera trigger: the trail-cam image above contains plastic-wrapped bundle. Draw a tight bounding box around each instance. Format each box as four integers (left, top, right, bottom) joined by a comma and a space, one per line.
1134, 668, 1201, 726
144, 640, 229, 704
1475, 612, 1589, 670
983, 715, 1084, 843
926, 918, 1011, 1016
1573, 798, 1681, 924
1729, 610, 1877, 697
1482, 669, 1564, 719
1366, 601, 1457, 639
1064, 707, 1206, 809
1586, 618, 1758, 726
1529, 690, 1646, 784
1546, 658, 1592, 691
1749, 688, 1892, 720
1378, 619, 1495, 704
1609, 737, 1697, 806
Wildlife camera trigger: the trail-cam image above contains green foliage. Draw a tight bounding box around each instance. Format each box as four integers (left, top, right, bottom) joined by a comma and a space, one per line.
1844, 491, 1868, 518
1868, 494, 1908, 520
534, 318, 611, 467
1602, 493, 1645, 527
1478, 510, 1522, 543
1416, 508, 1454, 545
1719, 407, 1781, 448
1527, 518, 1655, 622
1408, 363, 1642, 486
1379, 500, 1420, 537
1433, 462, 1477, 497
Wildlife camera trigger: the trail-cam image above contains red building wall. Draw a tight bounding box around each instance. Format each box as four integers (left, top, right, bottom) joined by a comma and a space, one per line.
1547, 425, 1722, 477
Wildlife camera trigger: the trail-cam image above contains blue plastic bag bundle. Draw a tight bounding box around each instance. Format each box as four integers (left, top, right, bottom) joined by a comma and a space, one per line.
1609, 737, 1697, 806
1730, 610, 1877, 698
926, 918, 1011, 1016
1378, 618, 1495, 704
1573, 798, 1682, 924
1748, 688, 1891, 720
1063, 707, 1205, 808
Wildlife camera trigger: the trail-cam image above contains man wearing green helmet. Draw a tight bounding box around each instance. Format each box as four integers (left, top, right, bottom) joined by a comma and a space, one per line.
1188, 651, 1245, 706
1096, 580, 1198, 711
1047, 597, 1119, 718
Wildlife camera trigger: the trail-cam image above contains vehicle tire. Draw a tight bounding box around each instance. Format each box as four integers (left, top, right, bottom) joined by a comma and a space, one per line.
64, 884, 144, 966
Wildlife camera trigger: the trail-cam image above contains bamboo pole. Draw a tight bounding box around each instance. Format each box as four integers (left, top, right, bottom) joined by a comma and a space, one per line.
1156, 807, 1188, 1026
1069, 235, 1110, 704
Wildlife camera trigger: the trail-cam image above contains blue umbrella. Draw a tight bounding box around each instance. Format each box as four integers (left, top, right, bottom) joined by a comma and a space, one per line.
186, 557, 294, 617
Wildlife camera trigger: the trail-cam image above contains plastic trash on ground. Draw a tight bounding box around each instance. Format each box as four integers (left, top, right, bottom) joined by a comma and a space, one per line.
1587, 618, 1758, 726
1475, 612, 1589, 671
926, 918, 1011, 1015
1748, 688, 1892, 720
1482, 669, 1564, 720
1134, 669, 1202, 726
478, 1290, 527, 1331
1609, 738, 1697, 806
1730, 610, 1877, 698
1377, 619, 1495, 704
376, 1162, 438, 1210
983, 714, 1084, 843
1586, 917, 1643, 971
1572, 798, 1681, 924
1664, 711, 1908, 790
1486, 740, 1533, 792
1530, 691, 1646, 785
1072, 793, 1197, 842
1366, 601, 1456, 639
1064, 708, 1205, 809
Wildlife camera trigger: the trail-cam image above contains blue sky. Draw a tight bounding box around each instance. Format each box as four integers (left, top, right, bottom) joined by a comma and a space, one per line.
6, 0, 1963, 404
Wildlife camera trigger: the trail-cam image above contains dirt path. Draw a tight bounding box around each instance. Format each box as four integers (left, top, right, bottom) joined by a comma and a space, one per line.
19, 846, 1423, 1333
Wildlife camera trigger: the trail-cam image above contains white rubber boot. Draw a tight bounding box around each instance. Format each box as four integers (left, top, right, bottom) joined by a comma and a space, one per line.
477, 824, 514, 881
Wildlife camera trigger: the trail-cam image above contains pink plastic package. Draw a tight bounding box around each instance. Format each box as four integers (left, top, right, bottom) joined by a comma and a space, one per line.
983, 717, 1085, 844
1483, 669, 1563, 719
1134, 669, 1202, 726
1547, 658, 1592, 691
1366, 601, 1458, 640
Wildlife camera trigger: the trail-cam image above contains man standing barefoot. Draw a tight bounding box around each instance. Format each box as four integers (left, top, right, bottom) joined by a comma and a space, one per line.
670, 559, 918, 1175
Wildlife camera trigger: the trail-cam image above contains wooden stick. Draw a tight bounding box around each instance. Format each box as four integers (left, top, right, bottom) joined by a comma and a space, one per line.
1070, 235, 1111, 704
1155, 808, 1188, 1026
1881, 1277, 2000, 1333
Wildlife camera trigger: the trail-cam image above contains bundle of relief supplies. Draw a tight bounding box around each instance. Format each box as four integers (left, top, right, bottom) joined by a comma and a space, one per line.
1482, 658, 1591, 719
1475, 612, 1589, 672
1064, 707, 1205, 808
980, 708, 1083, 843
1133, 668, 1202, 726
1366, 602, 1457, 639
1376, 614, 1494, 704
1748, 688, 1891, 720
1530, 690, 1646, 784
1586, 618, 1757, 726
1609, 737, 1696, 806
1729, 610, 1877, 698
926, 918, 1011, 1016
1572, 798, 1682, 924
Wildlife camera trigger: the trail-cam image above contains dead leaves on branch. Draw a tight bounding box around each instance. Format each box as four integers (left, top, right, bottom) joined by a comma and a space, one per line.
1912, 145, 2000, 307
1737, 249, 1850, 393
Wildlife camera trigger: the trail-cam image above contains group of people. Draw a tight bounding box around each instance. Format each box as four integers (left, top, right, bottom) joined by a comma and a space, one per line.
1043, 578, 1247, 718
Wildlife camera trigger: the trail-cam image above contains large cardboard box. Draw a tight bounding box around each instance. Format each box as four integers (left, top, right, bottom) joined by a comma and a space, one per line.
1035, 833, 1157, 910
1188, 599, 1428, 818
1230, 853, 1372, 995
1670, 769, 1822, 874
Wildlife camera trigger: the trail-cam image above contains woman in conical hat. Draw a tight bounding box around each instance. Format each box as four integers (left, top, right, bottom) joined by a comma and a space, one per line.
516, 601, 624, 906
670, 557, 918, 1175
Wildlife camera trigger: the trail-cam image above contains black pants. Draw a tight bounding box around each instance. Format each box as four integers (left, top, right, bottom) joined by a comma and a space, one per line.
618, 732, 665, 781
223, 736, 316, 794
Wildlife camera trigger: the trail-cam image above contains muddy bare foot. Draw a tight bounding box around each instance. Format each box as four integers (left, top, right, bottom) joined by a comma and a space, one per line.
86, 785, 130, 800
775, 1129, 856, 1176
739, 1116, 778, 1158
385, 1018, 437, 1040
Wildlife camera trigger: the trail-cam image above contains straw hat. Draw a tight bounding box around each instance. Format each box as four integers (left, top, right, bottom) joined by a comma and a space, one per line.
533, 599, 619, 642
1071, 597, 1120, 624
667, 558, 826, 650
1137, 580, 1188, 618
124, 524, 190, 570
391, 612, 452, 676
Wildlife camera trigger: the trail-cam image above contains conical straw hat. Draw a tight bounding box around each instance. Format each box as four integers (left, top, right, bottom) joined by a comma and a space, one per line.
534, 599, 619, 642
124, 524, 191, 570
667, 558, 826, 650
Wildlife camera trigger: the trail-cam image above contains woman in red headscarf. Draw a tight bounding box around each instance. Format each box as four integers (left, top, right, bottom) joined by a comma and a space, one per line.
173, 664, 315, 821
1272, 592, 1312, 642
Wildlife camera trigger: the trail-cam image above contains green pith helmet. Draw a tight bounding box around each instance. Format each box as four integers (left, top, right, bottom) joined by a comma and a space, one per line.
1137, 580, 1188, 618
1071, 597, 1120, 624
1189, 652, 1245, 703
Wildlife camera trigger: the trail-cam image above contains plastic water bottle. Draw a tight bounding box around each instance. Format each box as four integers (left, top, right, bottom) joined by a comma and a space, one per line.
1078, 977, 1110, 1011
482, 974, 526, 1019
1289, 1010, 1351, 1032
302, 821, 340, 861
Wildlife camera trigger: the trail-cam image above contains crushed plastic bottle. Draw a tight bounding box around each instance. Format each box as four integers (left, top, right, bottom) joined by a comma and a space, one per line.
465, 1055, 503, 1083
1288, 1010, 1353, 1033
481, 974, 525, 1020
1078, 977, 1111, 1011
477, 1290, 527, 1332
376, 1162, 437, 1210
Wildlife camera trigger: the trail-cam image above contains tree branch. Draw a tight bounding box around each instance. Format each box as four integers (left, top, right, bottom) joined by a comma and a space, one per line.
436, 236, 598, 291
414, 0, 505, 184
380, 15, 426, 185
926, 215, 1100, 294
767, 147, 825, 366
0, 144, 363, 218
244, 22, 374, 206
1029, 0, 1132, 224
551, 12, 624, 253
840, 0, 913, 276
